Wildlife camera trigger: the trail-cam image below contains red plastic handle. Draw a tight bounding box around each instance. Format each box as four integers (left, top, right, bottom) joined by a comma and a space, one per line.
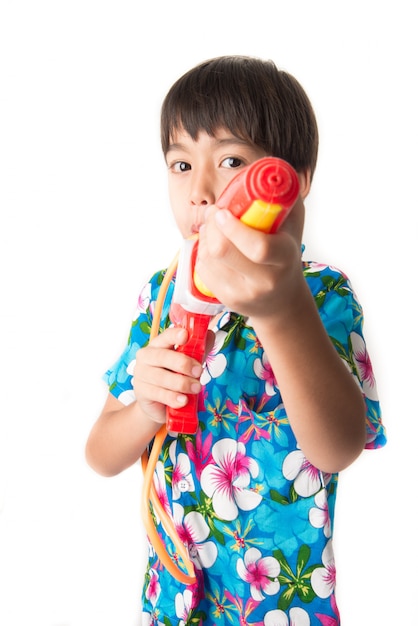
166, 304, 211, 434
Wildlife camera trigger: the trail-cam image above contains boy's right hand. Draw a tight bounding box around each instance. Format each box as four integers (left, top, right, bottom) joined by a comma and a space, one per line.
133, 326, 206, 425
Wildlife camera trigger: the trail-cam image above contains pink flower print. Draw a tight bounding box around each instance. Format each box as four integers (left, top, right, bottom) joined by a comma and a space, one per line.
264, 607, 311, 626
315, 592, 340, 626
224, 590, 262, 626
236, 399, 271, 445
253, 353, 277, 396
173, 503, 218, 569
201, 439, 262, 520
309, 489, 331, 538
283, 450, 330, 497
201, 329, 228, 385
350, 332, 378, 400
145, 568, 161, 606
135, 282, 151, 318
185, 429, 213, 480
311, 540, 336, 599
153, 461, 171, 518
169, 442, 195, 500
236, 547, 280, 601
175, 588, 193, 625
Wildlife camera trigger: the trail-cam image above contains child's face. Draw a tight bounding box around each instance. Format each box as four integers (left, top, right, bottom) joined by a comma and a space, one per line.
165, 127, 267, 238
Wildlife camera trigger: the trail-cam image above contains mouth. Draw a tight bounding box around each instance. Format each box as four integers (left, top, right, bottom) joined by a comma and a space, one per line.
190, 205, 206, 235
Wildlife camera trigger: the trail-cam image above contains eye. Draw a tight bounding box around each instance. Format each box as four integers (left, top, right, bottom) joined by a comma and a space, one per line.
221, 156, 244, 169
171, 161, 191, 173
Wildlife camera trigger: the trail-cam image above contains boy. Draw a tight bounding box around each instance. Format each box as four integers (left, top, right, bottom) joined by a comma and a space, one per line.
86, 56, 386, 624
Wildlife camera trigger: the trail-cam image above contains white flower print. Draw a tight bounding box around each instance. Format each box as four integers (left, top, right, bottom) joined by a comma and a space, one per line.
253, 352, 276, 395
169, 442, 195, 500
282, 450, 328, 497
264, 607, 311, 626
350, 332, 379, 401
200, 438, 262, 520
309, 489, 331, 538
173, 503, 218, 569
117, 388, 136, 405
200, 329, 227, 385
175, 588, 193, 625
236, 547, 280, 601
115, 359, 136, 405
126, 358, 135, 376
311, 539, 336, 599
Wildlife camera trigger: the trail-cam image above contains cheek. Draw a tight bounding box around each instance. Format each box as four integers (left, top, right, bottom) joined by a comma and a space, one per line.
285, 196, 305, 241
168, 189, 184, 228
171, 207, 189, 238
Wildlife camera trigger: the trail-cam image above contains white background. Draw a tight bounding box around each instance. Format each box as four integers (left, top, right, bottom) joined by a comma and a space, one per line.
0, 1, 416, 625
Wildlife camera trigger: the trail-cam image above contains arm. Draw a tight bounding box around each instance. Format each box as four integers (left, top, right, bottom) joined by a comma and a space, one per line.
85, 326, 205, 476
85, 393, 161, 477
251, 274, 367, 474
196, 198, 366, 474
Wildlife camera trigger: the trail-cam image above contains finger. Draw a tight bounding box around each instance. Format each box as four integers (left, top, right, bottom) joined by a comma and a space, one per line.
211, 193, 304, 261
202, 209, 277, 276
134, 356, 202, 416
138, 370, 201, 404
149, 325, 189, 349
198, 213, 271, 286
137, 347, 203, 384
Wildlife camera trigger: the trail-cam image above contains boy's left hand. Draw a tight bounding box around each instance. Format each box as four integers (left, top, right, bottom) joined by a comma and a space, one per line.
195, 196, 306, 319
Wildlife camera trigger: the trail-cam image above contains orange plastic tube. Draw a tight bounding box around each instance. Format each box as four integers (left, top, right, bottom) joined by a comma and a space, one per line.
140, 251, 197, 584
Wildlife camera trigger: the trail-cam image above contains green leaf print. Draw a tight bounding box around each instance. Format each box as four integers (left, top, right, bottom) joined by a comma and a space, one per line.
222, 314, 247, 350
269, 483, 299, 505
269, 489, 291, 505
313, 273, 351, 310
273, 545, 319, 610
195, 492, 226, 546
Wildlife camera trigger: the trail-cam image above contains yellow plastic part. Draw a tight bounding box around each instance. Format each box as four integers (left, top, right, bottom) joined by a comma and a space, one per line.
240, 199, 282, 232
193, 269, 214, 298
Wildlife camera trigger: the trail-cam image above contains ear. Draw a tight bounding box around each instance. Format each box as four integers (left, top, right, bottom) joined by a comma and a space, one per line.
298, 169, 312, 200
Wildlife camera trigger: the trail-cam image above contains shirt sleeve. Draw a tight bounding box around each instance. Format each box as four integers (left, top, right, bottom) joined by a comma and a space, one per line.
103, 269, 174, 406
303, 261, 387, 450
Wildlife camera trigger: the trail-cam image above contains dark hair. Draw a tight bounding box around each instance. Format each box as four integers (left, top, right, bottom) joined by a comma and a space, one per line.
161, 55, 319, 178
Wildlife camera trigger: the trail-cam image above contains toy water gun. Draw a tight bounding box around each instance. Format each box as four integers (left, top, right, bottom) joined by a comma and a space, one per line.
141, 156, 300, 585
166, 156, 300, 434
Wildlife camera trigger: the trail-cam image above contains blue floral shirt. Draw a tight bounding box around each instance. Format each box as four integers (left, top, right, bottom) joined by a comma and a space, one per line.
104, 258, 386, 626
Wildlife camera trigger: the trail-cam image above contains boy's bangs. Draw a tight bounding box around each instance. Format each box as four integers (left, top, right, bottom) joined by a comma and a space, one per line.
161, 68, 255, 152
168, 98, 233, 143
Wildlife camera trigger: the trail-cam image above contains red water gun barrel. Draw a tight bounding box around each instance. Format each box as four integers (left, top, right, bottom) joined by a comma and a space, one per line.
216, 156, 299, 231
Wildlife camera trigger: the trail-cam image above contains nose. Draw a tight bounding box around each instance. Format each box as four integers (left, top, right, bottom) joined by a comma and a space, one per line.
189, 169, 216, 206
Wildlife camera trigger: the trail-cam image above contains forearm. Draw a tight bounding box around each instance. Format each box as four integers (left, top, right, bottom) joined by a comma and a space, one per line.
252, 280, 367, 474
85, 395, 161, 477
